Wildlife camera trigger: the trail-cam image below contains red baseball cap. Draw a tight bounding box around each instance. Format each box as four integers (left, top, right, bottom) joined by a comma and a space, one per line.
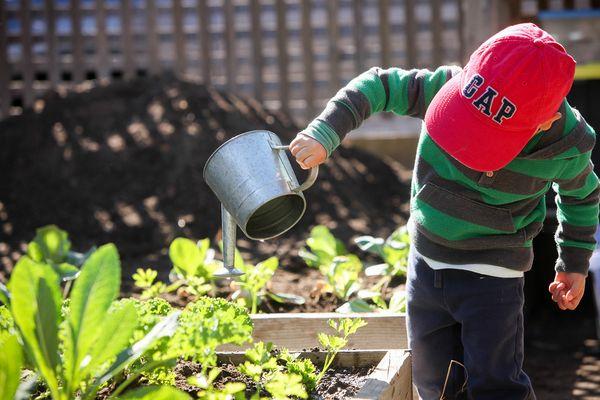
424, 23, 576, 172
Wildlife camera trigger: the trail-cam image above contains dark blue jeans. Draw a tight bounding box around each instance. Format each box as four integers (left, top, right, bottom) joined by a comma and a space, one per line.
407, 248, 535, 400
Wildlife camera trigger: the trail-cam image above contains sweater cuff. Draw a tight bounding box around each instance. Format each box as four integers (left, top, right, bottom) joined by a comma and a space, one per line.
555, 245, 592, 276
302, 119, 341, 157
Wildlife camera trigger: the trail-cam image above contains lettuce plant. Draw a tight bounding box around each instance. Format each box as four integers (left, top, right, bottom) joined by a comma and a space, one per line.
132, 237, 218, 299
231, 256, 305, 314
3, 244, 181, 400
299, 225, 347, 274
26, 225, 96, 291
355, 225, 410, 281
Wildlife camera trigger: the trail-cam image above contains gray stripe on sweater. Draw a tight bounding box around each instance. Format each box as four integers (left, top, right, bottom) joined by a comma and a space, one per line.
556, 222, 598, 244
416, 182, 516, 232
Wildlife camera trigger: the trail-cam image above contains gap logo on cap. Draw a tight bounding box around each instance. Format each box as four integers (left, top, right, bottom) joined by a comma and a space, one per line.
462, 74, 517, 125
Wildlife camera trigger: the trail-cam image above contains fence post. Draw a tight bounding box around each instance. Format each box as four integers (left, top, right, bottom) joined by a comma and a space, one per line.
197, 0, 211, 84
276, 0, 289, 115
0, 0, 8, 116
45, 0, 58, 86
353, 0, 364, 73
121, 0, 134, 79
460, 0, 513, 62
70, 0, 83, 83
327, 0, 339, 93
173, 0, 186, 76
95, 0, 108, 79
379, 0, 391, 68
147, 0, 159, 75
250, 0, 263, 102
404, 0, 417, 68
301, 0, 315, 119
224, 0, 236, 92
431, 0, 443, 67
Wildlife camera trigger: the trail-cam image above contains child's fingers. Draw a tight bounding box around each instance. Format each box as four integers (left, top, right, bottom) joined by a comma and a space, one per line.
294, 146, 313, 163
301, 155, 319, 168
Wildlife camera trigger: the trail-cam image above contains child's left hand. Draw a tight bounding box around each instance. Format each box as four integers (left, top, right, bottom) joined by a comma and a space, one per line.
548, 272, 586, 310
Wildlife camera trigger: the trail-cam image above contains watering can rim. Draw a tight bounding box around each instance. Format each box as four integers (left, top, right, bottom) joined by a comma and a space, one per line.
202, 129, 280, 180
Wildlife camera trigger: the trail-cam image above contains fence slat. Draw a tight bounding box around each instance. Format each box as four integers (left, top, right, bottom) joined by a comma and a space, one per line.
301, 0, 315, 119
224, 0, 236, 92
0, 0, 9, 116
379, 0, 391, 68
147, 0, 159, 75
197, 0, 211, 84
121, 0, 134, 79
276, 0, 289, 114
327, 0, 340, 93
172, 0, 186, 75
404, 0, 417, 67
20, 0, 34, 106
431, 0, 443, 67
45, 0, 58, 86
353, 0, 364, 73
250, 0, 263, 102
70, 0, 83, 83
95, 0, 108, 79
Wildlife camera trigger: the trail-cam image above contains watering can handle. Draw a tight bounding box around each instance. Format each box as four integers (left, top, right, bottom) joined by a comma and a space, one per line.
272, 145, 319, 192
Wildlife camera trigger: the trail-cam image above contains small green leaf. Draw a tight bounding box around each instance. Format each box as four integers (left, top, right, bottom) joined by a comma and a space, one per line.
29, 225, 71, 264
117, 385, 192, 400
0, 333, 23, 400
268, 292, 306, 305
388, 290, 407, 313
336, 299, 374, 313
51, 262, 80, 281
169, 238, 202, 276
364, 263, 390, 277
0, 283, 9, 306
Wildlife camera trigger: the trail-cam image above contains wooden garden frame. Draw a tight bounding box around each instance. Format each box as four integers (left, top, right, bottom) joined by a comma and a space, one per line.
217, 312, 412, 399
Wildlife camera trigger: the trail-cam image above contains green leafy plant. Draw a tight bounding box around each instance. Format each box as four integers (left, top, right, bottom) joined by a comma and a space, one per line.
5, 244, 181, 400
132, 238, 219, 300
336, 288, 407, 314
299, 225, 347, 273
237, 342, 307, 400
26, 225, 96, 290
316, 318, 367, 383
355, 225, 410, 281
300, 225, 364, 302
278, 350, 318, 392
188, 368, 246, 400
231, 256, 305, 313
170, 297, 253, 372
0, 330, 22, 400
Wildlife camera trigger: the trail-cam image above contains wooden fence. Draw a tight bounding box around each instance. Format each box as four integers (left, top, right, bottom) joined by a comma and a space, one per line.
0, 0, 597, 123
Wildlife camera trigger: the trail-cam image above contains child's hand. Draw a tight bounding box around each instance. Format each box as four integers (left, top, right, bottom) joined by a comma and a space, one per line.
548, 272, 586, 310
289, 132, 327, 170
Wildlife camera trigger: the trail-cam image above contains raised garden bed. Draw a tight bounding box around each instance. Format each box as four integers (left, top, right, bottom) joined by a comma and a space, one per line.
218, 312, 412, 399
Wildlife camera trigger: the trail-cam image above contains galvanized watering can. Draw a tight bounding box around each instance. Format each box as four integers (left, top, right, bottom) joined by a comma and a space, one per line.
203, 130, 319, 277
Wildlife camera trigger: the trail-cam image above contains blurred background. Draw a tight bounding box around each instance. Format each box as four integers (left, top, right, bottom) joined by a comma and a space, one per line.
1, 1, 600, 398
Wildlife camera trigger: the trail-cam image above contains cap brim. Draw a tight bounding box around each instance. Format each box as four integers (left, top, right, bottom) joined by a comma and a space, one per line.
424, 72, 535, 172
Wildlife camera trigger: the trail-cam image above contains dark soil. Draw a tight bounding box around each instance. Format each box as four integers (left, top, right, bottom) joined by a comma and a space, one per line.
174, 360, 373, 399
0, 73, 410, 290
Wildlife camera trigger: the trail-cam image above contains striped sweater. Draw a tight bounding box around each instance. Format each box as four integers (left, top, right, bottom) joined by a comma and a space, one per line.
303, 66, 600, 274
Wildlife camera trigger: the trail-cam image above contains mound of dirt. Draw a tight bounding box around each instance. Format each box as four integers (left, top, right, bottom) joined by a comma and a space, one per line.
0, 74, 410, 277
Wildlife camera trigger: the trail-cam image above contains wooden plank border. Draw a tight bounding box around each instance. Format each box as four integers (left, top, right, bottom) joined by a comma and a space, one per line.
218, 312, 407, 352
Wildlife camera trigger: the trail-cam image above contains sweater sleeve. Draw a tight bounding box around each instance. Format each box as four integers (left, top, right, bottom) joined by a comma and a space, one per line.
552, 107, 599, 275
302, 65, 462, 156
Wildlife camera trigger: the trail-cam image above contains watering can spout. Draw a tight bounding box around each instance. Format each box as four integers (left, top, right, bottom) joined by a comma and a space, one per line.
215, 204, 244, 278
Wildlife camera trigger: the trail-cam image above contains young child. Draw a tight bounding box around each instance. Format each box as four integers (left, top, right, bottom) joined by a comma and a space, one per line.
290, 23, 599, 399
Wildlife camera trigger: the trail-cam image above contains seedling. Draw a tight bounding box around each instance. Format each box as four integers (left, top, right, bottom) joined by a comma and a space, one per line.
316, 318, 367, 383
